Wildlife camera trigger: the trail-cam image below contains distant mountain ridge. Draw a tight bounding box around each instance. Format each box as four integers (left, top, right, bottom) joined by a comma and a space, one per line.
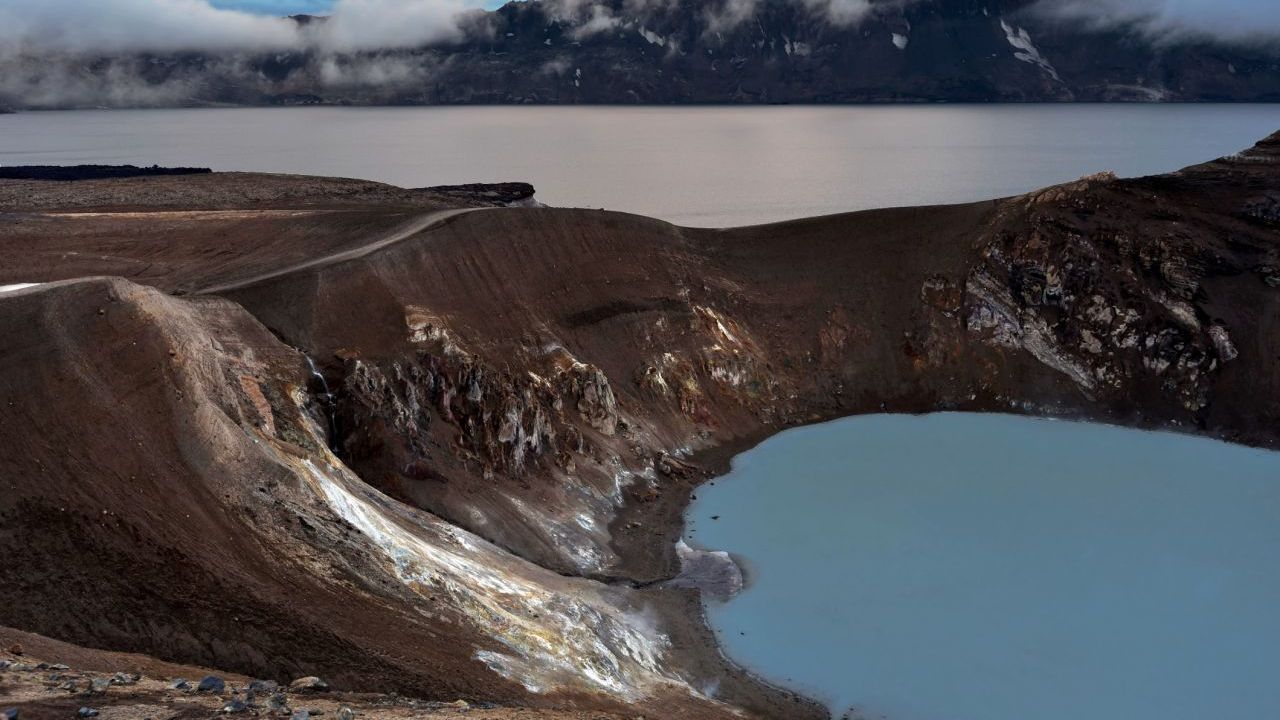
2, 0, 1279, 108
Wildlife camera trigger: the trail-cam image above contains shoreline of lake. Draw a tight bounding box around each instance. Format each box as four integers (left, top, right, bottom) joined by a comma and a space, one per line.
681, 412, 1280, 720
4, 104, 1278, 227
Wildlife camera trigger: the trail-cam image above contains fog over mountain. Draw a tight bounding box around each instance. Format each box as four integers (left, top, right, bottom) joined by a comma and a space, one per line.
1033, 0, 1280, 45
1, 0, 1278, 108
0, 0, 470, 54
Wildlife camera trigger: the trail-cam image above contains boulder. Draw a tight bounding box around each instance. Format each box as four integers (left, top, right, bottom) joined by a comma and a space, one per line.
197, 675, 226, 693
267, 692, 289, 712
248, 679, 279, 693
288, 676, 328, 692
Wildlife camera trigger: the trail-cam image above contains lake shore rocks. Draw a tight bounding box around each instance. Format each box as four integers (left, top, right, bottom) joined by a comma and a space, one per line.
0, 640, 590, 720
663, 540, 746, 602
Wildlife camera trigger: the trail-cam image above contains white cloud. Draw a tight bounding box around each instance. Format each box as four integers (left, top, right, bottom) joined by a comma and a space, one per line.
0, 0, 476, 58
1028, 0, 1280, 45
0, 0, 300, 55
803, 0, 875, 27
569, 5, 622, 40
321, 0, 472, 50
702, 0, 759, 35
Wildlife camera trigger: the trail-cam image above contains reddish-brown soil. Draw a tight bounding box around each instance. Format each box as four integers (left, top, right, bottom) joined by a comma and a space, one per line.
0, 628, 625, 720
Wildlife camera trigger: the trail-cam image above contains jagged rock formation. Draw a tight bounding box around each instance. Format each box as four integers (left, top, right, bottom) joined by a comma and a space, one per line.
3, 0, 1280, 109
1, 132, 1279, 718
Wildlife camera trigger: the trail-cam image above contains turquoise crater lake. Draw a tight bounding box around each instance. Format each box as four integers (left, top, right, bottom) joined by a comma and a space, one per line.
684, 414, 1280, 720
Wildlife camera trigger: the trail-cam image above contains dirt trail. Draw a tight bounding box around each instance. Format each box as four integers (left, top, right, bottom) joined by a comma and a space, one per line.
197, 208, 486, 295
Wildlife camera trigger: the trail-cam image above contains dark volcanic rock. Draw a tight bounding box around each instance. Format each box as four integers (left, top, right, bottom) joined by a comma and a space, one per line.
422, 182, 537, 206
197, 675, 226, 693
268, 692, 289, 712
248, 679, 279, 693
0, 165, 212, 182
110, 671, 139, 685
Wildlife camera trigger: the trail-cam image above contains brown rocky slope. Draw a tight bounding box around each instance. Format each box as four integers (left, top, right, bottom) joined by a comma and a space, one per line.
2, 133, 1279, 718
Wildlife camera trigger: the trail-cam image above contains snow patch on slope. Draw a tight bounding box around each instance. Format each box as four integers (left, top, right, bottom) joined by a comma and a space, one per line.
783, 35, 811, 56
301, 458, 699, 702
639, 27, 665, 46
1001, 19, 1061, 82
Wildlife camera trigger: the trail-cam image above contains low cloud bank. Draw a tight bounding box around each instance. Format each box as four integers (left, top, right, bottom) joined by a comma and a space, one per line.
0, 0, 481, 108
1028, 0, 1280, 46
0, 0, 300, 55
0, 0, 472, 58
320, 0, 472, 51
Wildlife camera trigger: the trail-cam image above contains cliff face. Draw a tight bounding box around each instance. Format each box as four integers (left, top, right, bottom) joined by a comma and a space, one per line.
1, 132, 1279, 719
3, 0, 1279, 109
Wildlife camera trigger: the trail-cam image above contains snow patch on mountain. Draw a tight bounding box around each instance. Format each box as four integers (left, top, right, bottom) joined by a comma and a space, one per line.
639, 27, 665, 46
1001, 19, 1061, 82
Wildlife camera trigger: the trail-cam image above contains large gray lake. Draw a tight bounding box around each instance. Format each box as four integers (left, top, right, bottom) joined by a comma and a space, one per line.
685, 414, 1280, 720
2, 105, 1279, 226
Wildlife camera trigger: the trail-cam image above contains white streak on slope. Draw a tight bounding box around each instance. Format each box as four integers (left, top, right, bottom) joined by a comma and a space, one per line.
0, 283, 41, 294
1001, 19, 1061, 82
301, 459, 693, 701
